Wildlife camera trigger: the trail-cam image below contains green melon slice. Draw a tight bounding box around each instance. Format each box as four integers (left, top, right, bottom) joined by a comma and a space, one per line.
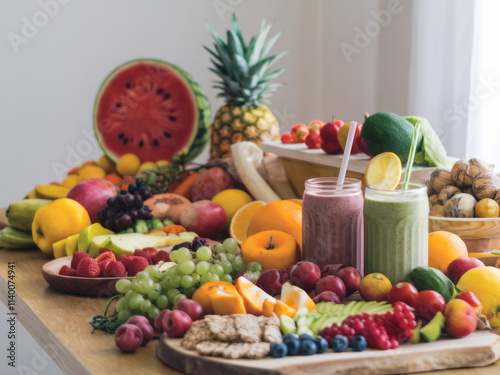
94, 59, 211, 163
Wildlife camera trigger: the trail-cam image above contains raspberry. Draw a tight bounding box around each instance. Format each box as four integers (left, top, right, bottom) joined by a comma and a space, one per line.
96, 250, 116, 263
59, 265, 76, 276
151, 250, 170, 264
117, 255, 128, 263
71, 251, 90, 270
125, 256, 148, 276
133, 250, 153, 265
103, 260, 126, 277
98, 247, 112, 255
76, 257, 100, 278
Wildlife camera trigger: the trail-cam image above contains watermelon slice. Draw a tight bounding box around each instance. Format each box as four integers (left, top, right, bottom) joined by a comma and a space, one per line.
94, 59, 211, 163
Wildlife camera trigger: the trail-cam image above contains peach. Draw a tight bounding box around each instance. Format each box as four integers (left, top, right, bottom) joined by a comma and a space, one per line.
444, 299, 477, 338
447, 257, 485, 284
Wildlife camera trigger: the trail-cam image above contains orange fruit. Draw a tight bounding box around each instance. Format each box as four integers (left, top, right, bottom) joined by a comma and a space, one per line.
358, 273, 392, 302
209, 288, 247, 315
235, 276, 276, 315
262, 299, 276, 317
191, 281, 238, 315
287, 199, 303, 207
247, 200, 303, 250
240, 230, 301, 271
229, 201, 266, 244
428, 231, 468, 273
280, 282, 316, 311
274, 300, 297, 318
116, 153, 141, 177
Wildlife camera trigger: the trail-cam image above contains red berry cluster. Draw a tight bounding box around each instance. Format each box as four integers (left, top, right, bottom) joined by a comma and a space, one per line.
319, 302, 417, 350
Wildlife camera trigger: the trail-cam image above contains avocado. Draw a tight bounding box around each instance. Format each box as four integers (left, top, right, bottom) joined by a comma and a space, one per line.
361, 112, 423, 163
420, 311, 445, 342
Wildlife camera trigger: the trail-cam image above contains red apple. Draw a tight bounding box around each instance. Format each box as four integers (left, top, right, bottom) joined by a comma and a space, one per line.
321, 264, 343, 277
290, 261, 321, 290
163, 310, 193, 338
315, 275, 346, 301
457, 291, 483, 315
336, 267, 361, 296
180, 200, 227, 238
313, 291, 342, 304
256, 269, 283, 296
414, 290, 446, 323
190, 167, 234, 201
154, 309, 170, 331
114, 324, 143, 352
126, 315, 154, 346
67, 178, 118, 223
173, 298, 204, 321
447, 257, 485, 284
320, 122, 343, 154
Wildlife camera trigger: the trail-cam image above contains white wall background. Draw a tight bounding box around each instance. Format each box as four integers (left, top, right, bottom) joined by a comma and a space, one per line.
0, 0, 417, 208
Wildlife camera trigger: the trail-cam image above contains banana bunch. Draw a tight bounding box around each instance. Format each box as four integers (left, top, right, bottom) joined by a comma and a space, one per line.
1, 199, 51, 249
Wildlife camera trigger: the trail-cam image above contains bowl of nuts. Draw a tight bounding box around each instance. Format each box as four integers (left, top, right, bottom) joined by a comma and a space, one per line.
428, 158, 500, 253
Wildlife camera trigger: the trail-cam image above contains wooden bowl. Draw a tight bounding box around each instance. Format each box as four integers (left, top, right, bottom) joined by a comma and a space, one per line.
42, 256, 132, 297
429, 216, 500, 253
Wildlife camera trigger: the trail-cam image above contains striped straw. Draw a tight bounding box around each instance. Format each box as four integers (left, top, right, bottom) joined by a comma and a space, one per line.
402, 123, 420, 192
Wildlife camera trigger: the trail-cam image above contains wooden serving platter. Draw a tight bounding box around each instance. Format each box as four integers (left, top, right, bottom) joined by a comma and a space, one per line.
158, 331, 500, 375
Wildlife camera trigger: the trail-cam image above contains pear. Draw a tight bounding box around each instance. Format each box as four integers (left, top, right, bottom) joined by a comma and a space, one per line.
53, 238, 67, 259
64, 234, 80, 257
78, 223, 114, 253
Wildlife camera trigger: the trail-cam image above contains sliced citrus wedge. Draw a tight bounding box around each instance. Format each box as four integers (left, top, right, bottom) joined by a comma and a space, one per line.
280, 282, 316, 312
364, 152, 402, 190
229, 200, 266, 245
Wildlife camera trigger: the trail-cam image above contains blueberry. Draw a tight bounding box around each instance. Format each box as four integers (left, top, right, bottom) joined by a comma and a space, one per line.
298, 334, 315, 342
282, 333, 299, 342
270, 343, 288, 358
300, 340, 317, 356
128, 183, 137, 194
314, 337, 329, 354
331, 334, 349, 353
284, 338, 301, 356
350, 335, 367, 352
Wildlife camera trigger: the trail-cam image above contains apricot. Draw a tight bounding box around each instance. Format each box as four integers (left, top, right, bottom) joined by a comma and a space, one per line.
444, 299, 477, 338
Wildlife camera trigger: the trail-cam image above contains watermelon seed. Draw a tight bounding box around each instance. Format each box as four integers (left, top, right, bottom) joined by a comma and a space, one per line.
118, 133, 125, 139
169, 109, 175, 113
156, 88, 163, 95
138, 141, 144, 148
169, 116, 177, 122
164, 132, 171, 138
115, 102, 122, 108
123, 138, 129, 145
163, 93, 171, 100
153, 139, 159, 147
125, 83, 133, 89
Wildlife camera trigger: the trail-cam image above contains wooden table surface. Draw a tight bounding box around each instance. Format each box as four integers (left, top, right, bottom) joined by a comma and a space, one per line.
1, 208, 499, 375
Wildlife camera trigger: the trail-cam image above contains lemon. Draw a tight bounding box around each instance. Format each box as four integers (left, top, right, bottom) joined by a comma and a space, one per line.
78, 165, 106, 181
364, 152, 402, 190
116, 153, 141, 177
212, 189, 253, 227
457, 266, 500, 327
139, 161, 155, 171
338, 122, 352, 150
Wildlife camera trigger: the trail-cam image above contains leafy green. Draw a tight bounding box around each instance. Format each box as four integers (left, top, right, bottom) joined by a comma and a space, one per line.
404, 116, 449, 167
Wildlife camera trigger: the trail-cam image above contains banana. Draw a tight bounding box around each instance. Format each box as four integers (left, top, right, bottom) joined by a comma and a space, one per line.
0, 227, 36, 248
6, 199, 51, 231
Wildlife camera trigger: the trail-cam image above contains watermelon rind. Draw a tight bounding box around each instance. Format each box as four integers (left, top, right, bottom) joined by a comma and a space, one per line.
93, 59, 211, 163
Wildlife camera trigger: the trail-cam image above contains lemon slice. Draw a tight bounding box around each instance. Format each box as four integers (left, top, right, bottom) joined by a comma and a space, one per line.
365, 152, 402, 190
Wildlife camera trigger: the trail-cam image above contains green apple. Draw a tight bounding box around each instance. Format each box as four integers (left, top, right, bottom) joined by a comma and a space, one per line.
78, 223, 114, 253
88, 235, 114, 258
65, 233, 80, 256
53, 238, 67, 259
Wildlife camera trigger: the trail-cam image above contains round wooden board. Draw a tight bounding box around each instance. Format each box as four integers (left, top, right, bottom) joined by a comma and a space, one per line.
158, 331, 500, 375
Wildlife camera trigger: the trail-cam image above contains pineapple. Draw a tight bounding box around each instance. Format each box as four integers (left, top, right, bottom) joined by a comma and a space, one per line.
205, 14, 286, 159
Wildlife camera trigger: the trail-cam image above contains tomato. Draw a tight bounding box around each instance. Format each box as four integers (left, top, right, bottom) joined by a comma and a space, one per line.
456, 291, 483, 315
388, 282, 418, 307
281, 132, 294, 144
414, 290, 446, 322
290, 124, 309, 143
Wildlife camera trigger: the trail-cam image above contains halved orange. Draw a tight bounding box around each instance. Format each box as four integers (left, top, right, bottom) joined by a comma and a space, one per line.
280, 282, 316, 311
229, 200, 266, 245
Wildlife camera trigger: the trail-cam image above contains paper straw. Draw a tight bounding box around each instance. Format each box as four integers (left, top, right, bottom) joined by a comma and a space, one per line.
402, 123, 420, 192
337, 121, 358, 188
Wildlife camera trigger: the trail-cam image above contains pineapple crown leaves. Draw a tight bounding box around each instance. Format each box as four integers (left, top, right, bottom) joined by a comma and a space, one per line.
204, 14, 287, 107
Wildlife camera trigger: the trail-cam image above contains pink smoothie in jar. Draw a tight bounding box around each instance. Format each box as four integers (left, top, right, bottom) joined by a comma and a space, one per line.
302, 177, 364, 271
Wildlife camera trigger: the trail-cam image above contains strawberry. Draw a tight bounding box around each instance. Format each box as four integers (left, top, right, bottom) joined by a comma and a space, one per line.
71, 251, 90, 270
76, 257, 100, 278
98, 247, 112, 255
125, 256, 149, 276
96, 251, 116, 263
98, 259, 112, 276
59, 265, 76, 276
103, 261, 126, 277
152, 251, 170, 265
141, 247, 158, 256
133, 250, 153, 265
117, 254, 128, 262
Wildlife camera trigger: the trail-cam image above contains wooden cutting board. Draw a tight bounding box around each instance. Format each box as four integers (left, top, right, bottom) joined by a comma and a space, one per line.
157, 330, 500, 375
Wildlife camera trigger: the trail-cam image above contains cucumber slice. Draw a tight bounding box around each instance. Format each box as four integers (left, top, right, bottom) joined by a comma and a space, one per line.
134, 220, 149, 234
151, 217, 164, 230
